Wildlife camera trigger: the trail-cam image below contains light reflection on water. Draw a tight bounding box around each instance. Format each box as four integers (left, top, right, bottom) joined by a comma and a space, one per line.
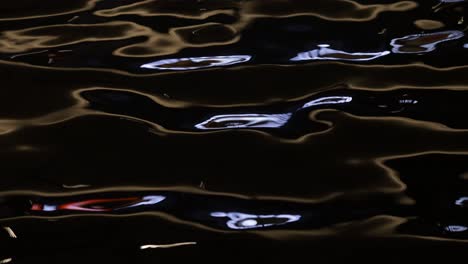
1, 0, 468, 261
291, 44, 390, 62
390, 30, 464, 54
141, 55, 252, 70
195, 113, 292, 130
31, 195, 166, 212
211, 212, 302, 230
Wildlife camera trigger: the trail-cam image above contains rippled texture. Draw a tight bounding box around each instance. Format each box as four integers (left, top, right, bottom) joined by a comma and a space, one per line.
1, 0, 468, 262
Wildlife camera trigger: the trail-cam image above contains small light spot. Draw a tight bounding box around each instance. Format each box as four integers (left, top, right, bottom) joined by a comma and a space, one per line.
445, 225, 468, 232
141, 242, 197, 250
242, 219, 258, 227
455, 197, 468, 206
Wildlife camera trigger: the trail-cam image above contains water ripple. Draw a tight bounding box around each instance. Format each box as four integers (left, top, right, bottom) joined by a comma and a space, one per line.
2, 0, 468, 260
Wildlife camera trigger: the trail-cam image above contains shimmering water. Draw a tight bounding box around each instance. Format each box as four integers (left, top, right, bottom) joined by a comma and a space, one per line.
1, 0, 468, 262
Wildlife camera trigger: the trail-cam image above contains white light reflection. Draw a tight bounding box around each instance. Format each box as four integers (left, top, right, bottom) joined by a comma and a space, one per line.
31, 195, 166, 212
302, 96, 352, 109
195, 113, 292, 130
3, 227, 17, 238
0, 258, 11, 264
399, 99, 418, 104
43, 205, 57, 212
391, 30, 464, 54
211, 212, 301, 230
124, 195, 166, 208
464, 43, 468, 48
291, 44, 390, 62
140, 242, 197, 250
141, 55, 251, 70
455, 197, 468, 206
445, 225, 468, 232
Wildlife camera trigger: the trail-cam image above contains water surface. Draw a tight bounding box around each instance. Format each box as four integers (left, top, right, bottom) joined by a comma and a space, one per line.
1, 0, 468, 262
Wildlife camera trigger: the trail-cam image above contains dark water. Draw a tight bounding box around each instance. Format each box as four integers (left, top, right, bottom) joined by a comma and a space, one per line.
1, 0, 468, 262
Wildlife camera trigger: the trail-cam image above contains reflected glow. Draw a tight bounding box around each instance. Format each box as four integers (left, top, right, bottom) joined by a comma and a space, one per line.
291, 44, 390, 62
141, 242, 197, 249
141, 55, 251, 70
43, 205, 57, 211
242, 219, 258, 227
53, 197, 138, 212
464, 44, 468, 48
31, 195, 165, 212
455, 197, 468, 206
445, 225, 468, 232
302, 96, 353, 109
391, 30, 464, 53
195, 113, 292, 130
399, 99, 418, 104
3, 227, 17, 238
211, 212, 301, 230
0, 259, 12, 264
124, 195, 166, 208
